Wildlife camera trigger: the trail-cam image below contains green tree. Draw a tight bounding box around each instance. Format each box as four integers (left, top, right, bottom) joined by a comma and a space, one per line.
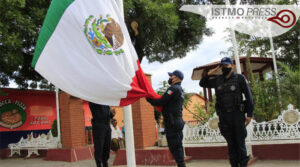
251, 76, 281, 122
277, 62, 300, 109
124, 0, 211, 62
0, 0, 53, 89
51, 119, 58, 137
0, 0, 211, 89
249, 62, 300, 122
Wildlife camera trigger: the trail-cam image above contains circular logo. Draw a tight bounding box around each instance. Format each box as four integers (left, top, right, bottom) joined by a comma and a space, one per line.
0, 100, 26, 129
267, 9, 296, 28
84, 14, 125, 56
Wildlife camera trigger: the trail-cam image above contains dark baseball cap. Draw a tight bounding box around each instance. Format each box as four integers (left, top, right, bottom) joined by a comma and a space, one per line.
221, 57, 234, 65
168, 70, 184, 80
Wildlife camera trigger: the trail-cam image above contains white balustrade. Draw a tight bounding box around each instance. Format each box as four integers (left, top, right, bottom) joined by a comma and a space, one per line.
183, 104, 300, 146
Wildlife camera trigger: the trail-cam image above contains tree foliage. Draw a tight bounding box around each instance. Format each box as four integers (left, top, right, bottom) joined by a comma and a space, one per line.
0, 0, 53, 89
51, 119, 58, 137
124, 0, 212, 62
249, 62, 300, 122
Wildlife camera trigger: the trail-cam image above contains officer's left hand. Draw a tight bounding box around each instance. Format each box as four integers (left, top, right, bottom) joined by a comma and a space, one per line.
245, 117, 252, 126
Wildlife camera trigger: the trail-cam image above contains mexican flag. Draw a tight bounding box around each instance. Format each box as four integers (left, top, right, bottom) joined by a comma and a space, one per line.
32, 0, 160, 106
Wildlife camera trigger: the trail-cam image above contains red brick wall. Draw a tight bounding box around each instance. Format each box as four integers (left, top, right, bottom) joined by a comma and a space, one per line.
59, 92, 86, 148
132, 74, 157, 149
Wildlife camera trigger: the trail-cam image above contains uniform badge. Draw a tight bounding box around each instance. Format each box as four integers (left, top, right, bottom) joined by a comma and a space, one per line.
230, 85, 236, 91
167, 90, 173, 95
217, 86, 222, 90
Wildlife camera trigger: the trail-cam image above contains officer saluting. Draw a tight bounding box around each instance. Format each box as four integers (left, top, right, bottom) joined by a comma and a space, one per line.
200, 57, 254, 167
146, 70, 186, 167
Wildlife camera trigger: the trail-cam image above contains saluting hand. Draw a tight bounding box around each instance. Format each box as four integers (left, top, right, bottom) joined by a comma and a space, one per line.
208, 65, 220, 76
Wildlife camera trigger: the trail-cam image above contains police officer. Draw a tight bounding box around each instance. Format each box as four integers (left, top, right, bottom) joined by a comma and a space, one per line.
146, 70, 186, 167
89, 102, 115, 167
200, 57, 254, 167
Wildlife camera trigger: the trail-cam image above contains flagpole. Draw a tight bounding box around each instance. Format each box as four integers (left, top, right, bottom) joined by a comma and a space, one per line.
225, 0, 242, 74
268, 29, 281, 106
55, 87, 62, 148
115, 0, 137, 166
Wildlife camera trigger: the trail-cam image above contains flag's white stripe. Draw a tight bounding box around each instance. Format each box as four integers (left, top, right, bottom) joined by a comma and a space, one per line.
36, 0, 138, 105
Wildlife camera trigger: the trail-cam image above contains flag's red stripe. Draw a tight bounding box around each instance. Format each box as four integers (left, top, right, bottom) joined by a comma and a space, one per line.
120, 60, 161, 110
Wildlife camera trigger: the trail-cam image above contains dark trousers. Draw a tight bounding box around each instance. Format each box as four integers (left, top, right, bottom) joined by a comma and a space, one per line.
165, 118, 185, 164
218, 111, 249, 167
92, 121, 111, 167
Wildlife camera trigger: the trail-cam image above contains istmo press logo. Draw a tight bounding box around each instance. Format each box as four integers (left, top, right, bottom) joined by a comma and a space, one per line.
180, 5, 300, 37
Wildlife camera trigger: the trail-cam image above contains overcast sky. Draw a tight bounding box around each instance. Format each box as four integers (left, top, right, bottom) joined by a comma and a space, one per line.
141, 20, 231, 93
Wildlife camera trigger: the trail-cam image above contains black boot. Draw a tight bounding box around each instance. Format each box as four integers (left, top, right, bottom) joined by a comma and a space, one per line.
102, 161, 108, 167
177, 162, 186, 167
230, 160, 239, 167
240, 162, 248, 167
240, 156, 250, 167
95, 160, 102, 167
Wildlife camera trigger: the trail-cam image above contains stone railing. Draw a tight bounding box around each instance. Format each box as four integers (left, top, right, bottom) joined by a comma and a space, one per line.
183, 104, 300, 145
8, 130, 60, 157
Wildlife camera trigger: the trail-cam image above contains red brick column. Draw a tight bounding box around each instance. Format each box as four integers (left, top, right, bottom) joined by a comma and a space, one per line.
45, 92, 92, 162
59, 92, 86, 148
132, 74, 157, 149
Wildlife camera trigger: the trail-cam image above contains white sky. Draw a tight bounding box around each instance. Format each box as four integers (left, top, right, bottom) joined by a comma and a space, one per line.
141, 19, 231, 93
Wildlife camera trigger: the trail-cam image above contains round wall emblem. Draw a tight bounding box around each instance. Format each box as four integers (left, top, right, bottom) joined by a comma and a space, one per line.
0, 99, 26, 129
283, 109, 300, 125
208, 117, 219, 130
84, 14, 125, 56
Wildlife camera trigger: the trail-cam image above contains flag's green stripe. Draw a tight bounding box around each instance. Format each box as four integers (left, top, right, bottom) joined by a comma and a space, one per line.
31, 0, 74, 68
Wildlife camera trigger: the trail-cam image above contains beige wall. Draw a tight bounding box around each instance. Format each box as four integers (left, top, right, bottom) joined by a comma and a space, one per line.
111, 106, 124, 128
182, 94, 205, 122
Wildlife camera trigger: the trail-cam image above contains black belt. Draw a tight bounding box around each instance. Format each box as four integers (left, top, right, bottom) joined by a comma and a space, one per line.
92, 119, 110, 125
221, 108, 240, 113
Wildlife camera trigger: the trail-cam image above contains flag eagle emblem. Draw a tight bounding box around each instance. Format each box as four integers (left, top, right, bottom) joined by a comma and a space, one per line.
84, 14, 125, 56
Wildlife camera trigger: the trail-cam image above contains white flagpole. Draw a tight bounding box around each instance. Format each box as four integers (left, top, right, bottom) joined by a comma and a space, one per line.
55, 87, 62, 148
226, 0, 242, 74
115, 0, 137, 166
269, 29, 281, 105
268, 30, 280, 86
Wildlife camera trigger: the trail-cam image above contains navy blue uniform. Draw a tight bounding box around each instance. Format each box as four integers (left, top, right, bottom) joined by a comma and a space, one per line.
89, 102, 114, 167
200, 72, 254, 167
147, 83, 185, 165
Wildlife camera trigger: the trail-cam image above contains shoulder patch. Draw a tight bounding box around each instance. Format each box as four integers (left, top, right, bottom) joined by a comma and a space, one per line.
167, 90, 173, 95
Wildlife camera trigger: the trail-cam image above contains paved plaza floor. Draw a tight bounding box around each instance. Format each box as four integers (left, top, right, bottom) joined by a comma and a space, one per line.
0, 155, 299, 167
